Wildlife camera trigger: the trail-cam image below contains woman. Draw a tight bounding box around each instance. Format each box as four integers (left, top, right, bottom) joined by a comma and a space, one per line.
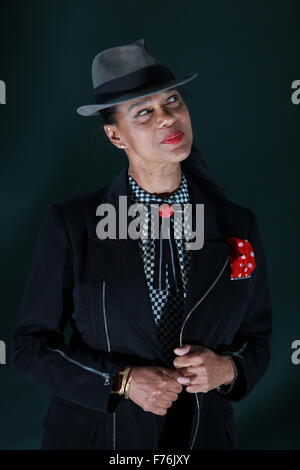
10, 38, 272, 450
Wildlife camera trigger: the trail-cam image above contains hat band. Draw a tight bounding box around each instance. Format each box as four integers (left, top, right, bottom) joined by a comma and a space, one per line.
93, 64, 175, 105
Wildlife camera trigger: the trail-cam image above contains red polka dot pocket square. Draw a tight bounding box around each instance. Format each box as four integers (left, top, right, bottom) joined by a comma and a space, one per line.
226, 237, 256, 280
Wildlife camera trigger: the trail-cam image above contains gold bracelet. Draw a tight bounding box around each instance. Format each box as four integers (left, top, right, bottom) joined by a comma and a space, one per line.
124, 374, 132, 399
118, 366, 131, 396
110, 367, 125, 394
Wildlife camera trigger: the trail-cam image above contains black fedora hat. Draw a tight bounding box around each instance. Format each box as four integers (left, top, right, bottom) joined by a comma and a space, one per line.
76, 38, 197, 117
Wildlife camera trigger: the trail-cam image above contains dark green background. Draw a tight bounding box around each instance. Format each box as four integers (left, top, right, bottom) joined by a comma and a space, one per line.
0, 0, 299, 450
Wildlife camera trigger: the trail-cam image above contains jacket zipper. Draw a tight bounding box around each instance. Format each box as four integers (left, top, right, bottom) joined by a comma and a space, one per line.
45, 346, 111, 384
179, 256, 230, 450
102, 280, 116, 450
102, 254, 232, 450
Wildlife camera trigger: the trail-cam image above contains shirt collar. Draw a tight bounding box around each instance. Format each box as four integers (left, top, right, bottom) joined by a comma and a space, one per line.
127, 170, 190, 205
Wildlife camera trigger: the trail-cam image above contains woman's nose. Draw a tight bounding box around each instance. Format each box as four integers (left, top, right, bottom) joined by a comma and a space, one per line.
156, 107, 176, 126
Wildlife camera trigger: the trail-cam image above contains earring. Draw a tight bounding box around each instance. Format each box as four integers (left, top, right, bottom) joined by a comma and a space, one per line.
120, 144, 125, 149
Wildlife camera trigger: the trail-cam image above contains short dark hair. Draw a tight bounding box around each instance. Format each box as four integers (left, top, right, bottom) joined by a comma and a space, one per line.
98, 105, 119, 126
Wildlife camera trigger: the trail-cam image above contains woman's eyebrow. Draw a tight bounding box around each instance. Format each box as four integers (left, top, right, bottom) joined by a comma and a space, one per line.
127, 98, 152, 113
127, 89, 178, 113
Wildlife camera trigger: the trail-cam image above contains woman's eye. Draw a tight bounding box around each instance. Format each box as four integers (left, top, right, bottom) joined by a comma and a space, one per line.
137, 108, 150, 116
136, 95, 180, 117
168, 95, 179, 103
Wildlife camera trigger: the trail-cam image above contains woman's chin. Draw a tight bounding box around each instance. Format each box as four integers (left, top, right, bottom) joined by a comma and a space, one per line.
160, 149, 190, 163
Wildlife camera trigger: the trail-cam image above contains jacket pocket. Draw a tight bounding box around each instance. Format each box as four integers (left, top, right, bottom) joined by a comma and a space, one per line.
227, 276, 252, 285
42, 398, 103, 445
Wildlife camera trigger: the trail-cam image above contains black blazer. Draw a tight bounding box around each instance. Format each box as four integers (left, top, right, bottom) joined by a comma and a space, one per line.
10, 159, 272, 450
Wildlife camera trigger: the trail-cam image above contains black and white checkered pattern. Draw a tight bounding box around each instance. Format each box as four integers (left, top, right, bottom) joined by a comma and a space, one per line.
128, 170, 193, 365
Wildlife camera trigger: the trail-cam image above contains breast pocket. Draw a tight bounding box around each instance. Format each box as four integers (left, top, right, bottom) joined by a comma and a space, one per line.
42, 398, 104, 448
223, 275, 253, 297
228, 275, 253, 284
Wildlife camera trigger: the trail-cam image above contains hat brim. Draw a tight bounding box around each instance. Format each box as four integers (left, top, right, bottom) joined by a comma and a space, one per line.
76, 72, 197, 117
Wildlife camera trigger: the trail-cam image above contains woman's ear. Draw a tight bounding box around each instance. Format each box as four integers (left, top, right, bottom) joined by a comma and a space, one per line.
103, 125, 111, 138
103, 125, 124, 149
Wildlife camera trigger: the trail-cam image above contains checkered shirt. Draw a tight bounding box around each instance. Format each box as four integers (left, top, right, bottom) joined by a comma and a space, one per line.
127, 170, 193, 365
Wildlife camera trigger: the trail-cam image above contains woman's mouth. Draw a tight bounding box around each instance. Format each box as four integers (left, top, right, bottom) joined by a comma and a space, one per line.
161, 131, 184, 144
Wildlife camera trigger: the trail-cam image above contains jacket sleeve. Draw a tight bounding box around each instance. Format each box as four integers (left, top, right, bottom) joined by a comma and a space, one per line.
10, 203, 126, 413
214, 209, 273, 401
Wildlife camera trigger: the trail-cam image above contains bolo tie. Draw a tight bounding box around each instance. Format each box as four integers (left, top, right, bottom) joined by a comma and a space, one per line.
147, 201, 184, 292
134, 196, 188, 367
152, 201, 187, 367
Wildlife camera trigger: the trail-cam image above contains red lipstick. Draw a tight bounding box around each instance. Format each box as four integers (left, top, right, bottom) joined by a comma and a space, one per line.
161, 131, 184, 144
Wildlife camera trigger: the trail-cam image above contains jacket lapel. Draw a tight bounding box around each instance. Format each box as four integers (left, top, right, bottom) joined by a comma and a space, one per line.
89, 162, 230, 361
90, 164, 165, 361
182, 171, 229, 324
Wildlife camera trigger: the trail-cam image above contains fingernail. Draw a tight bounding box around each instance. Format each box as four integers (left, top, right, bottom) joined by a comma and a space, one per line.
178, 377, 190, 384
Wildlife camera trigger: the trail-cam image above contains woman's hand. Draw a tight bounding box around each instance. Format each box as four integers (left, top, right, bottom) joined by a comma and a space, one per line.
172, 344, 235, 393
127, 366, 183, 416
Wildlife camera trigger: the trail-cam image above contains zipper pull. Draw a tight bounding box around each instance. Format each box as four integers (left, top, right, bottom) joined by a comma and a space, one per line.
103, 374, 111, 386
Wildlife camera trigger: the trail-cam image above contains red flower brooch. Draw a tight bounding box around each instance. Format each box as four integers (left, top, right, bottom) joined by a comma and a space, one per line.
227, 237, 256, 279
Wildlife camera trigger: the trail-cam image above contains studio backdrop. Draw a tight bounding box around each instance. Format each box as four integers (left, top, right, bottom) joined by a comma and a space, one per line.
0, 0, 299, 450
